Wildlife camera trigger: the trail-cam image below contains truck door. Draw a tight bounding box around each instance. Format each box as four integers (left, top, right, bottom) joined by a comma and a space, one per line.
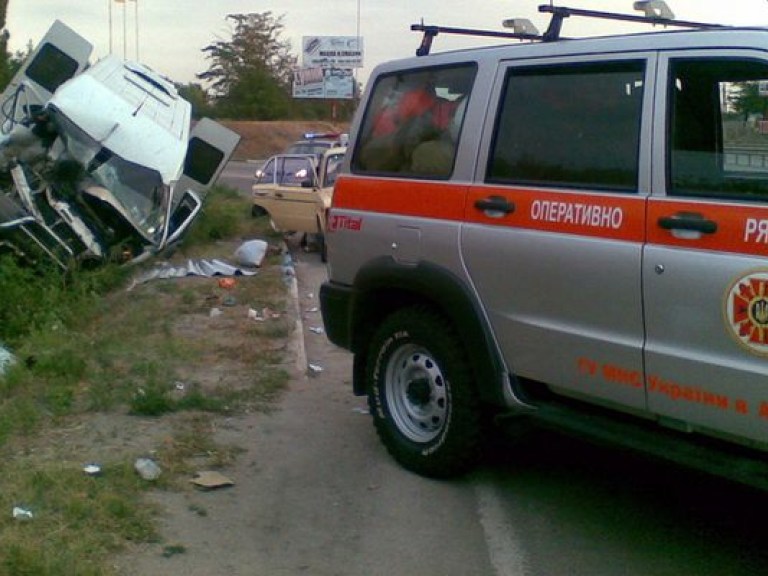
645, 52, 768, 445
178, 117, 241, 199
0, 21, 92, 127
462, 54, 655, 412
164, 118, 240, 245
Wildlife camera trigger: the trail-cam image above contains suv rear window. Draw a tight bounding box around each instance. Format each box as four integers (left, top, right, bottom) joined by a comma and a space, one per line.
352, 64, 476, 179
488, 61, 645, 191
669, 58, 768, 201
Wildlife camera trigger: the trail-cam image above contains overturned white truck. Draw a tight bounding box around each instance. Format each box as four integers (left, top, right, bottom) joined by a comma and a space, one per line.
0, 21, 240, 268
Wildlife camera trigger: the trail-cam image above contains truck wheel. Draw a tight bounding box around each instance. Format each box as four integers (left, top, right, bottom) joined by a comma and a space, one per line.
366, 307, 481, 477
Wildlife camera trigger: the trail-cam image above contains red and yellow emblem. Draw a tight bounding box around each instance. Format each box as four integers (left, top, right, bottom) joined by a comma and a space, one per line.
725, 271, 768, 355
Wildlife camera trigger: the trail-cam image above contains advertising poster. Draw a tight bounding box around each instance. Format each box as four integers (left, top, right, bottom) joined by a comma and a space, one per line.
302, 36, 364, 69
293, 66, 354, 100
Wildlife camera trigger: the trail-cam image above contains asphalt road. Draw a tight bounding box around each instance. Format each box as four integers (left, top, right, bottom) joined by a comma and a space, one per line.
123, 161, 768, 576
218, 160, 261, 195
283, 244, 768, 576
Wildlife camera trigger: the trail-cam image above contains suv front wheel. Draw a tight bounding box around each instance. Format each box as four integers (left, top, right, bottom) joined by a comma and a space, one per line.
366, 307, 482, 477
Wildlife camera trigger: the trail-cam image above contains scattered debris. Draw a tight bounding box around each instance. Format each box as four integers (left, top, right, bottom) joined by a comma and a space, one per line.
282, 252, 295, 282
352, 407, 369, 415
308, 363, 324, 375
218, 277, 237, 290
83, 463, 102, 476
248, 306, 282, 321
210, 308, 223, 318
234, 239, 268, 267
247, 308, 263, 321
306, 306, 319, 313
222, 295, 237, 307
309, 326, 325, 334
12, 506, 33, 521
264, 307, 281, 319
190, 471, 235, 490
0, 343, 15, 376
134, 457, 162, 481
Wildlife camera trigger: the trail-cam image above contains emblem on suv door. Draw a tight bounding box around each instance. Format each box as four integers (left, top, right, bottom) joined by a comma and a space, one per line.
725, 271, 768, 355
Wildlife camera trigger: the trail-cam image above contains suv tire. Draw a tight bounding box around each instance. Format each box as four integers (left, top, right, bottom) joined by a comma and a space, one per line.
366, 307, 481, 477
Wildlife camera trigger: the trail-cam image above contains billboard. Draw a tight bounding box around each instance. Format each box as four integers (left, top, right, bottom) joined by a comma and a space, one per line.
302, 36, 364, 68
293, 66, 355, 100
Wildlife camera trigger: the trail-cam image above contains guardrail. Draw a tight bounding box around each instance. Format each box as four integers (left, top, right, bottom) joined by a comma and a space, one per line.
724, 145, 768, 173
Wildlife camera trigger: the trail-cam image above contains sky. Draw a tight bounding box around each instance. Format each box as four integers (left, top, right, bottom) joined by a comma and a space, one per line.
7, 0, 768, 89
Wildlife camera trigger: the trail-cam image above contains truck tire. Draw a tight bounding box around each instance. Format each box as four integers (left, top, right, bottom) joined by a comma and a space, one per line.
366, 307, 482, 477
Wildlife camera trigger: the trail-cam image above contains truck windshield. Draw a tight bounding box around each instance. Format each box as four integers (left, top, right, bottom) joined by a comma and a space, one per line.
52, 110, 167, 241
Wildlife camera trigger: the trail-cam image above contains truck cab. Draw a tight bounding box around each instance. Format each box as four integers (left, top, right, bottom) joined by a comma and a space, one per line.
0, 21, 240, 268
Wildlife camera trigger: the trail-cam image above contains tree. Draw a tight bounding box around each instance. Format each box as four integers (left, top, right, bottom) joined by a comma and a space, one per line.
729, 81, 768, 121
176, 82, 213, 119
198, 12, 297, 119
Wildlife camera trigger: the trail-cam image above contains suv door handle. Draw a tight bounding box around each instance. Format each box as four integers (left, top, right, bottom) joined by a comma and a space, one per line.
657, 212, 717, 234
474, 195, 515, 215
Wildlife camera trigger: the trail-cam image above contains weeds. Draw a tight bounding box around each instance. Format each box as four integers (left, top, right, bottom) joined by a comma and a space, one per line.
0, 460, 157, 576
0, 186, 292, 573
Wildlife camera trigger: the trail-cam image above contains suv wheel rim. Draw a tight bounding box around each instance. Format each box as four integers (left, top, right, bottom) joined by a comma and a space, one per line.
384, 343, 448, 443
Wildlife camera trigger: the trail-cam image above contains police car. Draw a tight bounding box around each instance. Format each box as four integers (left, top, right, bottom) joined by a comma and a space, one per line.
284, 132, 349, 157
320, 3, 768, 485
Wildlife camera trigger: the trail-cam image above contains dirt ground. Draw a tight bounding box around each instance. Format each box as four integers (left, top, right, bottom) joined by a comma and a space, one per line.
111, 234, 317, 575
220, 120, 350, 161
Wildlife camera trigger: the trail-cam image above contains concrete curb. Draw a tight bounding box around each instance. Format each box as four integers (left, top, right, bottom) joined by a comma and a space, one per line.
282, 248, 308, 377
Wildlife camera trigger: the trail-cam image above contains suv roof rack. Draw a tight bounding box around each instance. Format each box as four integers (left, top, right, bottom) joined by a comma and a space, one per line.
539, 3, 724, 42
412, 2, 724, 56
410, 23, 542, 57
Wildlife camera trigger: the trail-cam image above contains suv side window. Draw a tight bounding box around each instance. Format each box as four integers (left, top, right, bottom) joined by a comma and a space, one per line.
669, 58, 768, 200
351, 64, 476, 178
488, 61, 645, 191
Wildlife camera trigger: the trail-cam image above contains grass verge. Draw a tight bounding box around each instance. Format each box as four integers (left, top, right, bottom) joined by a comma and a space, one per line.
0, 186, 291, 575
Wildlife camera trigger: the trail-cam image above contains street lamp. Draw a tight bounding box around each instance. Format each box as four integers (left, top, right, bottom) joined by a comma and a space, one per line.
109, 0, 139, 60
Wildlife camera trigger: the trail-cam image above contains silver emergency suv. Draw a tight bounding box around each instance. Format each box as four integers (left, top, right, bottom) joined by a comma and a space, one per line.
320, 3, 768, 486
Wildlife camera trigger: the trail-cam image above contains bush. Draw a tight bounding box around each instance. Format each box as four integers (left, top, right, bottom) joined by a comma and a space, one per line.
0, 255, 127, 346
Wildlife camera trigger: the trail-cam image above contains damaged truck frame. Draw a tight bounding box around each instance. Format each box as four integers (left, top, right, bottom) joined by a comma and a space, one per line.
0, 21, 240, 269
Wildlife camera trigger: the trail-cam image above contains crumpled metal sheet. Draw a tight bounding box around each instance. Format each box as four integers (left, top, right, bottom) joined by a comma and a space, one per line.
133, 258, 258, 285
